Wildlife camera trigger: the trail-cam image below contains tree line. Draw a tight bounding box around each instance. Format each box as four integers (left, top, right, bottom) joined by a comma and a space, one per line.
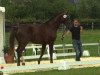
1, 0, 100, 23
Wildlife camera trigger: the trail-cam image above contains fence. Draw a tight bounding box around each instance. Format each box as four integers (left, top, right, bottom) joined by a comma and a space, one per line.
0, 43, 100, 74
14, 43, 100, 60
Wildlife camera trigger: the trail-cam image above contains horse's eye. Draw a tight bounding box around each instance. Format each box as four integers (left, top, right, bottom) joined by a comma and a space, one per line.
68, 15, 70, 18
63, 15, 67, 18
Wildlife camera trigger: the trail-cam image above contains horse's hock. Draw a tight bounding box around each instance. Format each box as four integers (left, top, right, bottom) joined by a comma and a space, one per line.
0, 7, 5, 64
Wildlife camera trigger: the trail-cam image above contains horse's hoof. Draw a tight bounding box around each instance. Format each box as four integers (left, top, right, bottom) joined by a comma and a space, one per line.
38, 61, 40, 65
22, 63, 25, 66
50, 61, 53, 63
17, 63, 20, 66
38, 62, 40, 65
17, 64, 20, 66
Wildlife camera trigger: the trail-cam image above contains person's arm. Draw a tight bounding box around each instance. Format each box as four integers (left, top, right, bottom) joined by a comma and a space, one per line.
61, 30, 70, 40
62, 30, 70, 37
80, 26, 83, 32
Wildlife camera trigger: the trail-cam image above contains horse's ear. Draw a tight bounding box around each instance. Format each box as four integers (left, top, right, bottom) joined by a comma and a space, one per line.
63, 15, 67, 18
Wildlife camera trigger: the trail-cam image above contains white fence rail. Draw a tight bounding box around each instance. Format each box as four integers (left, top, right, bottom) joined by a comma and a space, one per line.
14, 43, 100, 60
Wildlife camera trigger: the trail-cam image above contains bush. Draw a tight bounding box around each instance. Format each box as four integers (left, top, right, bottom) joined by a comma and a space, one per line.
3, 46, 9, 54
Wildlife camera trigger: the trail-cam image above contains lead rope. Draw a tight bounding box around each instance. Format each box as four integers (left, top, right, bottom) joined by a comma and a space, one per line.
61, 24, 66, 58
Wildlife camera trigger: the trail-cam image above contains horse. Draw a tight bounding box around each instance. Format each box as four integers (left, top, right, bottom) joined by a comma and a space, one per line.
5, 12, 70, 66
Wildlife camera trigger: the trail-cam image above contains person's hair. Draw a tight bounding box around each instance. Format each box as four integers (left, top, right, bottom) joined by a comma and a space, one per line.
73, 18, 79, 22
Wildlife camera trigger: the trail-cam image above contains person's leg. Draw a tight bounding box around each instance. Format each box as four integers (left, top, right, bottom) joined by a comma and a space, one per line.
78, 40, 83, 57
72, 40, 80, 61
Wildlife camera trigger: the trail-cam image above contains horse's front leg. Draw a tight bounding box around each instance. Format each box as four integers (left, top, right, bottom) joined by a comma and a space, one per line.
38, 44, 46, 64
49, 44, 53, 63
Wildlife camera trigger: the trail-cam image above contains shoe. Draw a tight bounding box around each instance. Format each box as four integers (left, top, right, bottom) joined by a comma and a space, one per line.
76, 58, 81, 61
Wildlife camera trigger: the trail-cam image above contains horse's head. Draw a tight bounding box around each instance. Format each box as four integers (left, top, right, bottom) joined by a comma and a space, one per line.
59, 12, 71, 28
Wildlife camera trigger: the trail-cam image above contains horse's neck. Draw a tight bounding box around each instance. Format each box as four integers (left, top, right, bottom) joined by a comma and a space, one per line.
46, 16, 61, 31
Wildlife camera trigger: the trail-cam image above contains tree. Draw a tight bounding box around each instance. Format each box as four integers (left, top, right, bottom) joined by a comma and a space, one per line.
1, 0, 99, 23
78, 0, 100, 19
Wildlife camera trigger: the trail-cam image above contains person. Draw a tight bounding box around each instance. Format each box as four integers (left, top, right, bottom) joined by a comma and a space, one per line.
62, 19, 83, 61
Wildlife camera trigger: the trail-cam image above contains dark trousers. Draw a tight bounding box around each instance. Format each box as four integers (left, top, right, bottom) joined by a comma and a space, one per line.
72, 39, 83, 61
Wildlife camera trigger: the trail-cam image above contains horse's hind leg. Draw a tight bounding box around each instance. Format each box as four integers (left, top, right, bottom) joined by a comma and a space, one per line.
49, 44, 53, 63
16, 43, 27, 66
38, 44, 46, 64
16, 49, 22, 66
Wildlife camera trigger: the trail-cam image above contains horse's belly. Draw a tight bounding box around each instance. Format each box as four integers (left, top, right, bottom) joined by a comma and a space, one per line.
31, 37, 54, 44
31, 33, 56, 44
31, 36, 46, 44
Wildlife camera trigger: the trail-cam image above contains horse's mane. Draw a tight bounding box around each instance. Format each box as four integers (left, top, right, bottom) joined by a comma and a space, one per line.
45, 11, 66, 24
12, 11, 67, 27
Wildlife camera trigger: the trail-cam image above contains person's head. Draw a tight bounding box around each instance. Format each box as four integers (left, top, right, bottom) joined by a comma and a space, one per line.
73, 19, 80, 27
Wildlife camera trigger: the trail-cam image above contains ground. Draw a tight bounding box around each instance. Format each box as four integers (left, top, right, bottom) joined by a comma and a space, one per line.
1, 57, 100, 75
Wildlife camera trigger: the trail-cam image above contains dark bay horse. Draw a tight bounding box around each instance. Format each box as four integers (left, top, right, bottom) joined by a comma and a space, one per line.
5, 12, 70, 66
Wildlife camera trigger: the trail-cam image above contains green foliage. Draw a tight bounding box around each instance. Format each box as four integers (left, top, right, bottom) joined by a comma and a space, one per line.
78, 0, 100, 19
3, 46, 9, 54
1, 0, 100, 23
1, 0, 75, 22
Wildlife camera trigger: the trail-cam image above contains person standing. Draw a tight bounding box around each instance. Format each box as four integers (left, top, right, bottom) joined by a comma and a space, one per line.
62, 19, 83, 61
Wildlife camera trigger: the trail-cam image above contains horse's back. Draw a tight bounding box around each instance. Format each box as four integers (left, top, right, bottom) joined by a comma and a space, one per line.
12, 23, 56, 44
13, 24, 45, 43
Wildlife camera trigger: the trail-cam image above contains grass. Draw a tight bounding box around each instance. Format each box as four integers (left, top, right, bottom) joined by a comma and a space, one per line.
11, 67, 100, 75
5, 29, 100, 56
5, 29, 100, 45
55, 29, 100, 44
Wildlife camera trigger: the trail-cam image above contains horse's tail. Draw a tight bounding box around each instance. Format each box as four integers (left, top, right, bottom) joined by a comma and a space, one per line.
9, 27, 17, 55
5, 26, 18, 63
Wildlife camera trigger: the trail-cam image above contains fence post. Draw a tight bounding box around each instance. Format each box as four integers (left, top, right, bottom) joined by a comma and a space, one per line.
92, 22, 94, 31
98, 42, 100, 55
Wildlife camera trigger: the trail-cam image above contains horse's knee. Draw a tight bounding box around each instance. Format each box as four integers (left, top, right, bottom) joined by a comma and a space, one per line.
17, 50, 22, 56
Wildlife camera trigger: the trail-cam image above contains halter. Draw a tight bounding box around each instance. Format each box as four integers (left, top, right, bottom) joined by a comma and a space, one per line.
63, 14, 67, 18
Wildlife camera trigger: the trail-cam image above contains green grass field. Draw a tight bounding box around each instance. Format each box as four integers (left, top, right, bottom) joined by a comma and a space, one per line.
5, 29, 100, 45
11, 67, 100, 75
55, 29, 100, 44
56, 29, 100, 56
5, 29, 100, 56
